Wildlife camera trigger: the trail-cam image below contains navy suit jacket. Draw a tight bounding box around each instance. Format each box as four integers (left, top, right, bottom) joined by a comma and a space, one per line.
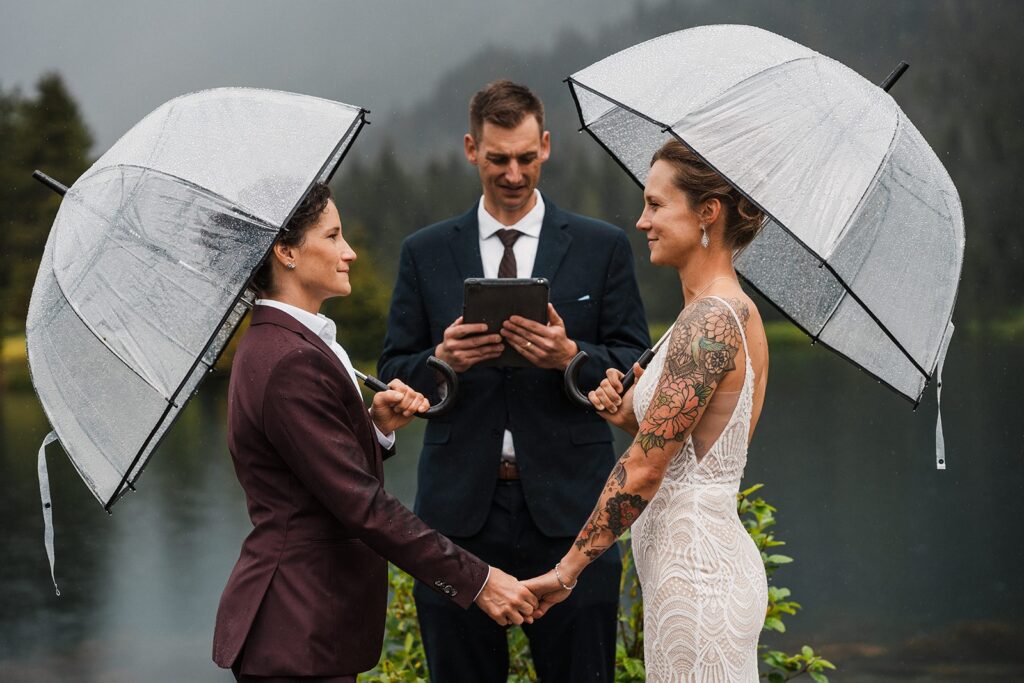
378, 197, 650, 538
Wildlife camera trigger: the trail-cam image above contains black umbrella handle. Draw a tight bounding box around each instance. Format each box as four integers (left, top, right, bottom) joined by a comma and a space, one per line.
563, 348, 655, 410
359, 356, 458, 419
423, 356, 458, 418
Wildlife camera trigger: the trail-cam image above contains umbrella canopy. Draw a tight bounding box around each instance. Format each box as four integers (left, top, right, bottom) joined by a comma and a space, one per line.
27, 88, 367, 510
566, 25, 964, 406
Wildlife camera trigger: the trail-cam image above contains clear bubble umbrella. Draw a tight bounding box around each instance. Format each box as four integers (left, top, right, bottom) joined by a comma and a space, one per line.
565, 25, 964, 469
26, 88, 368, 591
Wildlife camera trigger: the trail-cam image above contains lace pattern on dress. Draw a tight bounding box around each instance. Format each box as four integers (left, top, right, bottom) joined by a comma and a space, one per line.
630, 296, 768, 682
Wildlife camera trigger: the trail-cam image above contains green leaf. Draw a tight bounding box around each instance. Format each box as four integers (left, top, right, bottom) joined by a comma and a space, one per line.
699, 337, 730, 352
766, 554, 794, 564
767, 673, 786, 683
763, 616, 786, 632
809, 672, 829, 683
637, 431, 665, 452
802, 645, 814, 658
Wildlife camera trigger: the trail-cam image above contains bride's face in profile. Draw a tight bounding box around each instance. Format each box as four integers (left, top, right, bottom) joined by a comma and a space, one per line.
636, 160, 703, 268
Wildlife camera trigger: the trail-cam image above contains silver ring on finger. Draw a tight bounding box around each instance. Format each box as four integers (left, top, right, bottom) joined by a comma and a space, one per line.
525, 341, 532, 348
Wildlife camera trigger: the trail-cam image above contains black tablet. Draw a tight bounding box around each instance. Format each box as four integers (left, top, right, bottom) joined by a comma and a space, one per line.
462, 278, 549, 368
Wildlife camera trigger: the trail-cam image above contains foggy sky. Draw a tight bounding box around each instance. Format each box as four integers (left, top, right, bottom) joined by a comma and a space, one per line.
0, 0, 636, 152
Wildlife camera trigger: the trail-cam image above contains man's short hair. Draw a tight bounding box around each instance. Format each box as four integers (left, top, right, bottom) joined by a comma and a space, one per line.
468, 80, 545, 142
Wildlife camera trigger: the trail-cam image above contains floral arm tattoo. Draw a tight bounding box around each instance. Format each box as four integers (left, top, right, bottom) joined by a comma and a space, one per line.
571, 297, 749, 561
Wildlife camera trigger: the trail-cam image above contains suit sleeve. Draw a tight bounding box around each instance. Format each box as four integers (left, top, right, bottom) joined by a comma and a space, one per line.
377, 239, 441, 399
263, 346, 487, 607
573, 230, 652, 391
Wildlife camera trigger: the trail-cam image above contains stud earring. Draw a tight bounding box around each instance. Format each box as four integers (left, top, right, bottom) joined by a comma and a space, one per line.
700, 222, 710, 248
286, 262, 296, 270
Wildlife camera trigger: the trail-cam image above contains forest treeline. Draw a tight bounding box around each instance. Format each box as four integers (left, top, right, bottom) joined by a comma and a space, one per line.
2, 0, 1020, 363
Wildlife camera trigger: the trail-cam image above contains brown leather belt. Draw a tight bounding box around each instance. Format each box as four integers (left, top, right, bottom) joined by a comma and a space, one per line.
498, 458, 520, 480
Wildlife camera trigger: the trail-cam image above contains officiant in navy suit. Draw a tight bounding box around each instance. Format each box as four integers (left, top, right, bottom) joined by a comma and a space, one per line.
378, 81, 650, 682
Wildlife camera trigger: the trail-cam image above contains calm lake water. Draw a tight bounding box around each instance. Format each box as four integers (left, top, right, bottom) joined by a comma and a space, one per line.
1, 338, 1021, 682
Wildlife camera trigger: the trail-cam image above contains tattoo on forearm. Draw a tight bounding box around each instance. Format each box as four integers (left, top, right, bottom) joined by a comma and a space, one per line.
574, 487, 649, 558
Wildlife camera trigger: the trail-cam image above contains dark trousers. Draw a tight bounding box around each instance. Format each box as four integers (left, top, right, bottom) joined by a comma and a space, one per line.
414, 481, 621, 682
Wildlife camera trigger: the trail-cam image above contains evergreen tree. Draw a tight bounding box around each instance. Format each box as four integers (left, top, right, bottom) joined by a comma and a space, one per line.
1, 73, 93, 328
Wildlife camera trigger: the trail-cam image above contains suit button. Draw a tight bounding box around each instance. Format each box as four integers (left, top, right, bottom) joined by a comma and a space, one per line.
434, 580, 444, 587
450, 588, 458, 597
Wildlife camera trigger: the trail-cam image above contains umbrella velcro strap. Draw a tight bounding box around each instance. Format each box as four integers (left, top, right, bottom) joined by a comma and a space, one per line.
37, 430, 61, 596
934, 323, 954, 471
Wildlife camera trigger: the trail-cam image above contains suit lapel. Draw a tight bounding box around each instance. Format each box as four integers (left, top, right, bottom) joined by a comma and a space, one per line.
251, 306, 379, 465
531, 196, 572, 285
448, 204, 485, 280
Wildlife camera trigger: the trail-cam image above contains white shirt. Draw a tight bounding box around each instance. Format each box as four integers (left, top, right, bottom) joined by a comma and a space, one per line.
477, 189, 545, 279
255, 298, 395, 450
477, 190, 545, 460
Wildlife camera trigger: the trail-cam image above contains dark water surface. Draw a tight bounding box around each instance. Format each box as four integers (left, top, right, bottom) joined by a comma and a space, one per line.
1, 339, 1021, 682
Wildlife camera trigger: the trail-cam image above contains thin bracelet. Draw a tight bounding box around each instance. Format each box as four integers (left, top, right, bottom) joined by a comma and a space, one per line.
554, 562, 578, 591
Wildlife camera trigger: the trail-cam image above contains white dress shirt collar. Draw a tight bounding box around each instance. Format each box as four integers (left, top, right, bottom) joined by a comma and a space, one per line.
255, 298, 337, 348
253, 298, 396, 449
477, 190, 545, 240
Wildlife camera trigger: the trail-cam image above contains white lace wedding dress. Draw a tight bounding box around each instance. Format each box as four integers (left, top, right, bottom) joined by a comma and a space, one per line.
631, 296, 768, 682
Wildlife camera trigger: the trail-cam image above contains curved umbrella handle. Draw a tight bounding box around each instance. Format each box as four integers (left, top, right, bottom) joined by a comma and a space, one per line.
422, 355, 458, 418
563, 348, 656, 410
563, 350, 593, 409
357, 356, 459, 419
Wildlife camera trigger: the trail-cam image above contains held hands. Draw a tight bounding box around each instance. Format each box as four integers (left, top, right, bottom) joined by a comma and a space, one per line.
369, 379, 429, 434
501, 304, 578, 370
588, 363, 645, 435
435, 316, 505, 372
521, 566, 576, 620
474, 566, 540, 626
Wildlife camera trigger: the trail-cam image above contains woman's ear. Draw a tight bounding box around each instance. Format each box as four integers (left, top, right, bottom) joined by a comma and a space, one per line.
273, 241, 294, 268
701, 197, 723, 227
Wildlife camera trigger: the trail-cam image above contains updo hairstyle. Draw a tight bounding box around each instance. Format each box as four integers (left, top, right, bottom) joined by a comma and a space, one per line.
251, 182, 333, 294
651, 139, 765, 250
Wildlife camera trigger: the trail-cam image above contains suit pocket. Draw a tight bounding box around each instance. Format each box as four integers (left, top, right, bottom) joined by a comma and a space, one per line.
423, 422, 451, 445
569, 421, 613, 445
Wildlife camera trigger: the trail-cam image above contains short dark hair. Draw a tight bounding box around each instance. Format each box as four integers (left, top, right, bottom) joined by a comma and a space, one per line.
468, 80, 544, 141
651, 139, 765, 250
251, 182, 332, 294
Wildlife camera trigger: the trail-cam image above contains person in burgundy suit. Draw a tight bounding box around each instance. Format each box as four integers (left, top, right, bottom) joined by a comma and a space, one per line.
213, 182, 538, 682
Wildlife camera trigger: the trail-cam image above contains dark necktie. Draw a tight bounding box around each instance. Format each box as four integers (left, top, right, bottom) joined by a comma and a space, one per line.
496, 229, 522, 278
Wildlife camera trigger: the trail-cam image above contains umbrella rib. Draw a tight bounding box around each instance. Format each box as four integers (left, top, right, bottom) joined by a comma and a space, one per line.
821, 113, 902, 261
811, 115, 900, 349
105, 111, 370, 510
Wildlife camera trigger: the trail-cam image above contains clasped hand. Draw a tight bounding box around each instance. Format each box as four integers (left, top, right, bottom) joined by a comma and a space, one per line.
474, 566, 577, 626
369, 379, 429, 434
588, 363, 645, 434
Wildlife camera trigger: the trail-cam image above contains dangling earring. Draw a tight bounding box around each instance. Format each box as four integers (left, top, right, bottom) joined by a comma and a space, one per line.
700, 222, 710, 248
286, 262, 296, 270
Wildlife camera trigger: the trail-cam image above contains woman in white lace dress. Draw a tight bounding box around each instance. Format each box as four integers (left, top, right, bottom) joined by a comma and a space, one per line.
525, 139, 770, 682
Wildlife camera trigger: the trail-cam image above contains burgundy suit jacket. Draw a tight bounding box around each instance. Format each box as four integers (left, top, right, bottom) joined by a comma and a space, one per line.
213, 306, 488, 676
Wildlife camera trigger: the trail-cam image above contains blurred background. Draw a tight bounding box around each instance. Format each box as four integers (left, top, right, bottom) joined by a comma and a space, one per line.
1, 1, 1021, 681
